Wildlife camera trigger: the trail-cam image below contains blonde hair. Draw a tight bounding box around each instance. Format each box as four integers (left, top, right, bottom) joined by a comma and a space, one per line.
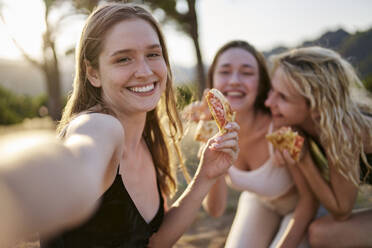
58, 3, 186, 196
271, 46, 372, 185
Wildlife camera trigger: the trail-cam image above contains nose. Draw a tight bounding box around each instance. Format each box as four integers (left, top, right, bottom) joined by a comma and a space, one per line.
265, 91, 274, 107
134, 59, 153, 78
228, 71, 240, 85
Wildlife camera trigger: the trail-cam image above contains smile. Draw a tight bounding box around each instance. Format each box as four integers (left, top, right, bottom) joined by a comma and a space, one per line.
225, 91, 244, 97
128, 83, 155, 93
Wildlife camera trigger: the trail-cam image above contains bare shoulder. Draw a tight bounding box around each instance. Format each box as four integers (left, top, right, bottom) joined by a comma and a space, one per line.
66, 113, 124, 139
63, 113, 125, 172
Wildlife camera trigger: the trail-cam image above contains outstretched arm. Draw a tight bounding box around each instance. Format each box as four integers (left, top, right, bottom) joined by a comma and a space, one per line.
0, 113, 124, 246
149, 122, 240, 247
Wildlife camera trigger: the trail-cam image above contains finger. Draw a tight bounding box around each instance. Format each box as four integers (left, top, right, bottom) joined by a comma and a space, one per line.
210, 139, 238, 150
214, 131, 238, 144
274, 149, 285, 167
225, 122, 240, 132
283, 149, 296, 166
213, 148, 239, 162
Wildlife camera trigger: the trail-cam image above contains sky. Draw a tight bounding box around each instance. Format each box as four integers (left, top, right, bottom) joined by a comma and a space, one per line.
1, 0, 372, 68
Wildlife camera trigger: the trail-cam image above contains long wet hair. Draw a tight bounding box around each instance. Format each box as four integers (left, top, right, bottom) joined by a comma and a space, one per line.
271, 46, 372, 185
57, 3, 184, 196
206, 40, 271, 114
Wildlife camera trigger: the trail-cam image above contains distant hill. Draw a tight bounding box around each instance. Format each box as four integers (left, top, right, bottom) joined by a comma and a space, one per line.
0, 58, 195, 96
2, 27, 372, 96
0, 58, 74, 96
263, 27, 372, 80
0, 59, 44, 96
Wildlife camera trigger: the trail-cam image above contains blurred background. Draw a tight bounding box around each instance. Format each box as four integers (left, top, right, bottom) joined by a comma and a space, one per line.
1, 0, 372, 247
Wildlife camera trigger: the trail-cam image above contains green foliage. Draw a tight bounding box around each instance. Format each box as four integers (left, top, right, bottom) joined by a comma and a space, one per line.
0, 85, 47, 125
175, 83, 198, 110
363, 74, 372, 93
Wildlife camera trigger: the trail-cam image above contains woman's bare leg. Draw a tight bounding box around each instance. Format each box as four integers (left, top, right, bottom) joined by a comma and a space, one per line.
309, 208, 372, 248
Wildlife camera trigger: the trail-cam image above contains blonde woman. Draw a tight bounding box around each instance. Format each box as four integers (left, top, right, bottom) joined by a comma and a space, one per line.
0, 3, 240, 248
265, 46, 372, 247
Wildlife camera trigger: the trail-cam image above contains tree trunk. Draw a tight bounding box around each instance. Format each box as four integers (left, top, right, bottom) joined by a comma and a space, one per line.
43, 62, 62, 121
187, 0, 205, 99
42, 39, 62, 121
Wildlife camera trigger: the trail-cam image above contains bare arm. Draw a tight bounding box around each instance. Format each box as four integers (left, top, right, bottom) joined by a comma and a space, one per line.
0, 113, 124, 246
149, 122, 240, 247
274, 150, 318, 248
202, 176, 228, 217
299, 149, 357, 219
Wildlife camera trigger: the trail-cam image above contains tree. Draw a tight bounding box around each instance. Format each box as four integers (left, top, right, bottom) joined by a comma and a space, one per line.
0, 0, 66, 120
0, 0, 104, 121
144, 0, 206, 99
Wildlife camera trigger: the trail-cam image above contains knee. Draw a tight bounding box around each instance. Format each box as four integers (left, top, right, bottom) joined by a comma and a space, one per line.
308, 219, 329, 248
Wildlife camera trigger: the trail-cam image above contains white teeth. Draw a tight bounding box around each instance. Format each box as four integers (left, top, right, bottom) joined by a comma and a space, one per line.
226, 91, 243, 97
129, 84, 155, 93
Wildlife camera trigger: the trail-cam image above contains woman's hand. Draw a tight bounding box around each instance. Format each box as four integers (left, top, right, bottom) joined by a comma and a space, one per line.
273, 138, 311, 168
198, 122, 240, 180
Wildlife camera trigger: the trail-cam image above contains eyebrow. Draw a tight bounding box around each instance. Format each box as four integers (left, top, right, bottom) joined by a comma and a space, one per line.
220, 63, 254, 68
110, 44, 162, 57
272, 83, 289, 97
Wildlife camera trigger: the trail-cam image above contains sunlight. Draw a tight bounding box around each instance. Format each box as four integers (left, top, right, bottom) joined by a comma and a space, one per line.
0, 0, 45, 60
0, 130, 57, 168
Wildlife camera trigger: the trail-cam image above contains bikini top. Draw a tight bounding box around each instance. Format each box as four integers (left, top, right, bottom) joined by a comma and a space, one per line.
40, 166, 164, 248
227, 122, 295, 198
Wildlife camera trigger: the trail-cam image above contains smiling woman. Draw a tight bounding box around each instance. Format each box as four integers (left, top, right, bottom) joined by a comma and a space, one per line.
0, 2, 240, 248
84, 18, 167, 114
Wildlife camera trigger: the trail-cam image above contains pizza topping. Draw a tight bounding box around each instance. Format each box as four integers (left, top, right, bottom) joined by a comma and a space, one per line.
206, 89, 235, 132
266, 126, 304, 162
208, 94, 226, 129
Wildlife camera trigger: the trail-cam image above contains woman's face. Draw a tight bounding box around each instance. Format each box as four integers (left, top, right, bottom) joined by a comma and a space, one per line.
265, 67, 311, 128
88, 18, 167, 116
213, 48, 259, 113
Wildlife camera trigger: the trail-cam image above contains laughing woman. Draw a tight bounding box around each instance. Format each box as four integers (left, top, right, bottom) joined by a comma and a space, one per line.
183, 40, 317, 248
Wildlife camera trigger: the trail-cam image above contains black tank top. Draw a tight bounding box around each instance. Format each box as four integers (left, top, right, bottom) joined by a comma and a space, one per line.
40, 168, 164, 248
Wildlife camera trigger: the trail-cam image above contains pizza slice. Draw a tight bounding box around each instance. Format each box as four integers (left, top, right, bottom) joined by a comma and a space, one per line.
266, 126, 304, 161
194, 120, 219, 143
205, 88, 235, 133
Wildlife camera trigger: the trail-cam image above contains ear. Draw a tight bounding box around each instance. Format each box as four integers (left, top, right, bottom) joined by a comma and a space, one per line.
85, 60, 101, 87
